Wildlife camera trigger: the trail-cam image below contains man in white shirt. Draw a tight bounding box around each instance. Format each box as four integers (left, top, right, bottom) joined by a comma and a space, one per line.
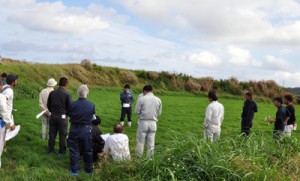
1, 74, 18, 131
103, 124, 130, 161
39, 78, 57, 139
203, 90, 224, 142
135, 85, 162, 158
0, 79, 10, 168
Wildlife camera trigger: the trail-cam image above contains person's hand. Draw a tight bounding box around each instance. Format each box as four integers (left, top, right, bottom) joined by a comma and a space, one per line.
10, 125, 16, 131
284, 121, 288, 126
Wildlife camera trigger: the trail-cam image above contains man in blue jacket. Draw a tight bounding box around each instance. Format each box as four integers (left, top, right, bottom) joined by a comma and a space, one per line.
120, 84, 134, 127
68, 85, 95, 176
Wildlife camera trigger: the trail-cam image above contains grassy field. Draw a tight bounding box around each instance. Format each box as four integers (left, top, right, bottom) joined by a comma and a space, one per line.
0, 87, 300, 180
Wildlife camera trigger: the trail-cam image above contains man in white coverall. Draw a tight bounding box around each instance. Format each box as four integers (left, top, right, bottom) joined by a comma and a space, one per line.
135, 85, 162, 158
0, 79, 11, 168
39, 78, 57, 139
203, 90, 224, 142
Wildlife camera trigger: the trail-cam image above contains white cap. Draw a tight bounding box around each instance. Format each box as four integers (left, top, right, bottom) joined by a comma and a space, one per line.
47, 78, 57, 87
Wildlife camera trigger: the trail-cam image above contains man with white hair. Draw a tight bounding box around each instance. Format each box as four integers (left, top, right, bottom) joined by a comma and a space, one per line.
68, 84, 95, 176
39, 78, 57, 139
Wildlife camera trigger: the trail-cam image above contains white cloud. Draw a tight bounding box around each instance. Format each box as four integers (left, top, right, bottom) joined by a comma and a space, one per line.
187, 52, 221, 67
264, 55, 292, 71
227, 45, 262, 67
0, 0, 35, 8
7, 2, 109, 34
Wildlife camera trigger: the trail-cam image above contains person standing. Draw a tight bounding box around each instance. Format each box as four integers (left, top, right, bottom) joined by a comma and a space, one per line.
273, 97, 290, 139
0, 79, 10, 168
68, 85, 94, 176
103, 124, 131, 161
241, 92, 258, 137
47, 77, 72, 155
135, 85, 162, 158
120, 84, 134, 127
1, 74, 18, 132
39, 78, 57, 139
283, 95, 295, 137
203, 90, 224, 142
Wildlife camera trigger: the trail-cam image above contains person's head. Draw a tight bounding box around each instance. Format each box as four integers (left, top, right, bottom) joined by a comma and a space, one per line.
77, 84, 89, 98
6, 74, 18, 87
113, 124, 124, 133
124, 84, 130, 92
143, 85, 153, 94
92, 115, 101, 126
47, 78, 57, 87
1, 73, 7, 80
274, 97, 283, 107
59, 77, 68, 87
284, 94, 293, 105
208, 90, 218, 102
245, 91, 252, 100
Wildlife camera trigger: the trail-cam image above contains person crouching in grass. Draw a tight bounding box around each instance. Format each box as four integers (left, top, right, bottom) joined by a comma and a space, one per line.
273, 97, 290, 139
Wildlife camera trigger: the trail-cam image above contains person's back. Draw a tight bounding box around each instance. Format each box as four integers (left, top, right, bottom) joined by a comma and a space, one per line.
205, 101, 224, 126
104, 124, 130, 161
136, 93, 162, 121
39, 87, 54, 110
48, 87, 71, 115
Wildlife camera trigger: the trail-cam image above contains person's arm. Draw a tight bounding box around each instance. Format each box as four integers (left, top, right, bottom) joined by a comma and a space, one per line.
284, 109, 291, 125
135, 98, 142, 114
47, 93, 52, 113
253, 101, 258, 113
157, 98, 162, 116
39, 91, 46, 111
103, 137, 110, 154
0, 96, 10, 124
204, 105, 212, 128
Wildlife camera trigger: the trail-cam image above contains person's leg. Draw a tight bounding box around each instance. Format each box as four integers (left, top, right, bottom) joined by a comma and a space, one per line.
135, 121, 148, 157
48, 117, 58, 153
41, 116, 48, 139
120, 108, 126, 126
204, 126, 214, 142
127, 108, 132, 126
0, 126, 6, 168
213, 126, 221, 142
82, 126, 93, 174
68, 128, 80, 174
58, 118, 68, 154
146, 121, 157, 158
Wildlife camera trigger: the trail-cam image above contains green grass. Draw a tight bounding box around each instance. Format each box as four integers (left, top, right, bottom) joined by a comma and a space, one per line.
0, 87, 300, 180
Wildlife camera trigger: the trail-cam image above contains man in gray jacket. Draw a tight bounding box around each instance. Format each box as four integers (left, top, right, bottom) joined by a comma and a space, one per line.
135, 85, 162, 158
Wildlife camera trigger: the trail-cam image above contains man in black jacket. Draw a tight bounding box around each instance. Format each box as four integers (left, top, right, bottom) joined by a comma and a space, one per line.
241, 92, 258, 137
47, 77, 72, 155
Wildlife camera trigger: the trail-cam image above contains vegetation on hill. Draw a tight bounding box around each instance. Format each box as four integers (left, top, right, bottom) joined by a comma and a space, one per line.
0, 58, 289, 101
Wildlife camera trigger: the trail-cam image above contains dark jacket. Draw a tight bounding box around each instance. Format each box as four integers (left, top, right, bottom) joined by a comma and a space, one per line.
241, 100, 258, 120
47, 87, 72, 115
120, 91, 134, 105
92, 125, 105, 151
275, 106, 290, 131
68, 98, 95, 125
286, 105, 296, 125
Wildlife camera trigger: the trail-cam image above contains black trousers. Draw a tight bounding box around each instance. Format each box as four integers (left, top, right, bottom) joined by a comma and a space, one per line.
241, 119, 253, 136
120, 107, 132, 122
48, 114, 68, 153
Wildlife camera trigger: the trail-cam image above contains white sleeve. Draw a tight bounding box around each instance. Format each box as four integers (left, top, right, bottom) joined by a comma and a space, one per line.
204, 105, 212, 126
103, 137, 110, 154
135, 98, 142, 114
0, 96, 10, 123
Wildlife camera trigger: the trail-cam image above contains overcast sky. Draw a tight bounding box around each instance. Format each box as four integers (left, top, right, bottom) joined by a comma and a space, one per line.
1, 0, 300, 87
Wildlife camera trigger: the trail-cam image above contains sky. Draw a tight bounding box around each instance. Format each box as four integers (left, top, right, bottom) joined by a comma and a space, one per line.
1, 0, 300, 87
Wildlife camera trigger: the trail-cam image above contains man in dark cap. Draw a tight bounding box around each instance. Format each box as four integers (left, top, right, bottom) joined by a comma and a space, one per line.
47, 77, 72, 155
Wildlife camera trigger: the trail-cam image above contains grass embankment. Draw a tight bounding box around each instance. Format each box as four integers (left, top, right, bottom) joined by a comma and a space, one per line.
0, 88, 299, 180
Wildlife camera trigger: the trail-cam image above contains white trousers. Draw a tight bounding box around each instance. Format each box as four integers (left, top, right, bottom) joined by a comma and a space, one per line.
41, 115, 49, 139
0, 125, 6, 168
135, 121, 157, 158
204, 124, 221, 142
